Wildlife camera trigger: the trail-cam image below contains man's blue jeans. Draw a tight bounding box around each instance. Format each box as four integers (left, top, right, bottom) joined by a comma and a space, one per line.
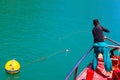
92, 42, 112, 72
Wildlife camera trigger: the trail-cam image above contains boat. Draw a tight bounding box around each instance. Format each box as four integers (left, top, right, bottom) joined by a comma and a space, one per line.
65, 36, 120, 80
77, 54, 120, 80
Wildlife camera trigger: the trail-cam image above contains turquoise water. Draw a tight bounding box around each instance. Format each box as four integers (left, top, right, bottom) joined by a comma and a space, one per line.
0, 0, 120, 80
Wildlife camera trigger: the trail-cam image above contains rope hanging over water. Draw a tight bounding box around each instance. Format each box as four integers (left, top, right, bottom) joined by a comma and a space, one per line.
21, 49, 70, 68
22, 31, 90, 68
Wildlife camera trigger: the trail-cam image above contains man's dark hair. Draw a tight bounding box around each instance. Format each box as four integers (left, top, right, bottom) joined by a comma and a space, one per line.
93, 19, 99, 26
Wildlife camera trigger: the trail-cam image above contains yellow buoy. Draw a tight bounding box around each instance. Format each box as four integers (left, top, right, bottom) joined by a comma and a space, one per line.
5, 59, 20, 74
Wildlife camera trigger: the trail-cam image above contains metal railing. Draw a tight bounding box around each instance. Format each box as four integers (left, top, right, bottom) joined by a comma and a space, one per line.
65, 46, 93, 80
105, 36, 120, 46
65, 36, 120, 80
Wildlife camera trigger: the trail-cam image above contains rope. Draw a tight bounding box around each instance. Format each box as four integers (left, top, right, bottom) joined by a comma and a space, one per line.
59, 31, 91, 40
21, 49, 69, 68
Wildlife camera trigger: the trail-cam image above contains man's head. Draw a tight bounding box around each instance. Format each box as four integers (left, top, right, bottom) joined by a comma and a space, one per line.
93, 19, 99, 26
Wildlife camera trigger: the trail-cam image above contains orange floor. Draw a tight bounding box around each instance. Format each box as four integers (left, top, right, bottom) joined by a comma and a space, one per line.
77, 56, 115, 80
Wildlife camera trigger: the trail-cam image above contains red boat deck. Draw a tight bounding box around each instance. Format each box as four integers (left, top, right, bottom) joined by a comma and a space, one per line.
77, 55, 120, 80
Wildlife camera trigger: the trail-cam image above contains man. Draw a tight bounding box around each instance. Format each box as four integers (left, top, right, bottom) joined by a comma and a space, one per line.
92, 19, 112, 76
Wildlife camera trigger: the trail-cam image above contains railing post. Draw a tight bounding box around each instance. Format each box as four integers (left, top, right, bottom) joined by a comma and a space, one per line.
74, 67, 78, 80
